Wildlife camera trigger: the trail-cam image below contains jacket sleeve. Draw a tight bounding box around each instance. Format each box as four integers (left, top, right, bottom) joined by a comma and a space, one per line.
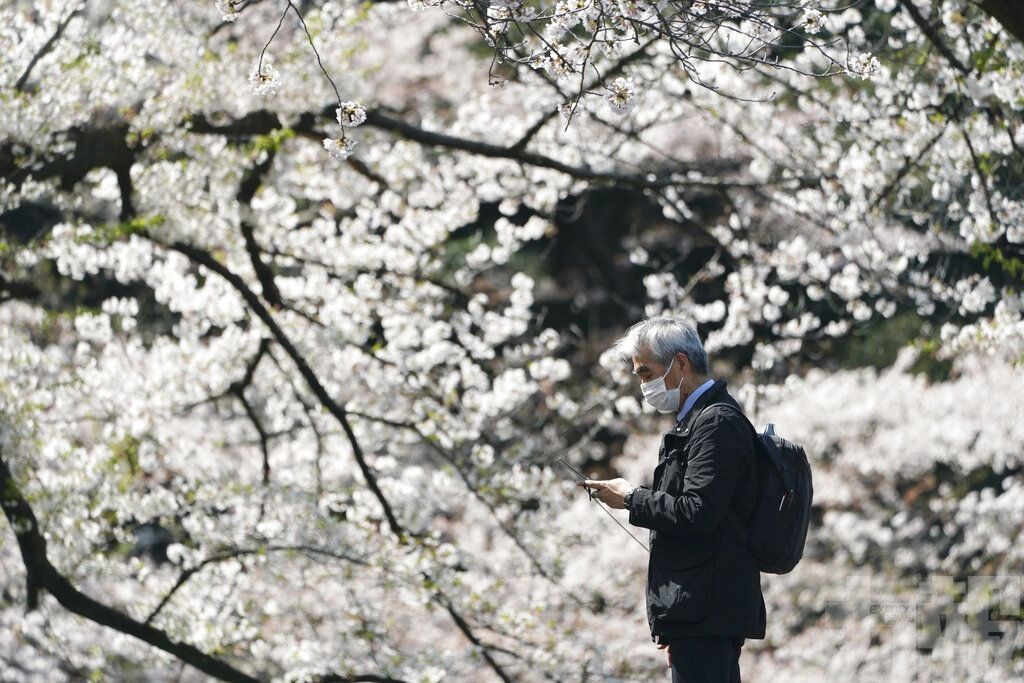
627, 409, 750, 538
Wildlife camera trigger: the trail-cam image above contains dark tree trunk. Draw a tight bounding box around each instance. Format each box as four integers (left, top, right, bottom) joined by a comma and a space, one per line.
977, 0, 1024, 44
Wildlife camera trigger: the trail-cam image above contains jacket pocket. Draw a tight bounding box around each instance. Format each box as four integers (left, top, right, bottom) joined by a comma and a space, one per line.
647, 550, 716, 625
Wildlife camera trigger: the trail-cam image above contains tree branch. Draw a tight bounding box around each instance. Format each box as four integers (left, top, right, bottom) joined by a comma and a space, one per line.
0, 446, 260, 683
237, 149, 285, 308
0, 273, 42, 303
144, 544, 368, 626
189, 106, 743, 191
143, 234, 408, 541
898, 0, 969, 75
14, 1, 86, 93
976, 0, 1024, 45
137, 235, 519, 683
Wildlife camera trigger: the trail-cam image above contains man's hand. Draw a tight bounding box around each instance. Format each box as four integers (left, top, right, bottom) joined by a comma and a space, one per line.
576, 477, 634, 509
658, 641, 671, 667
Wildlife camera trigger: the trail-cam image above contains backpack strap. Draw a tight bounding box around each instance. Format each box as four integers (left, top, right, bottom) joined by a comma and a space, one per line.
690, 400, 758, 544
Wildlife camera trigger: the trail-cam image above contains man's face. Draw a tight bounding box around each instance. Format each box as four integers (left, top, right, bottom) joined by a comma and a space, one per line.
631, 351, 659, 385
631, 349, 691, 413
631, 349, 685, 387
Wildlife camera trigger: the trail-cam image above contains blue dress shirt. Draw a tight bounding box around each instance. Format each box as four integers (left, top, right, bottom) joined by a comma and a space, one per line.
676, 377, 715, 424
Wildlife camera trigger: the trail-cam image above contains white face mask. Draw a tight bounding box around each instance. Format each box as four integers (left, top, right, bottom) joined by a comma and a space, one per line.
640, 356, 684, 413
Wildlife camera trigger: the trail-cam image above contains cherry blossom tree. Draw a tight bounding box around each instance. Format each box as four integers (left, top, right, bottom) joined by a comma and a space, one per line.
1, 0, 1022, 680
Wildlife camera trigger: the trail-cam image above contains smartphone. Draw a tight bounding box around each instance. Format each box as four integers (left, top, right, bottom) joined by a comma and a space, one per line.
556, 458, 596, 499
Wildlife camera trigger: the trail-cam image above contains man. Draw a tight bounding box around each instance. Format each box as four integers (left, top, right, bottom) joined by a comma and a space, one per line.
578, 316, 765, 683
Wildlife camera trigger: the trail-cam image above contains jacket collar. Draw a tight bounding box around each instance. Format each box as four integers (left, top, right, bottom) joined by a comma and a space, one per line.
671, 378, 729, 437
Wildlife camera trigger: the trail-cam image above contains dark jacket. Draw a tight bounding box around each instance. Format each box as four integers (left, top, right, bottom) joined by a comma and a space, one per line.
627, 379, 766, 642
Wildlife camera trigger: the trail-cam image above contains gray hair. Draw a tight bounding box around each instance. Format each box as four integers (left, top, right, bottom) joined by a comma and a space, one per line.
612, 316, 710, 375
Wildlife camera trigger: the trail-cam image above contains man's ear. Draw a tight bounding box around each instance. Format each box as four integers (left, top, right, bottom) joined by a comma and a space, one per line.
675, 352, 690, 374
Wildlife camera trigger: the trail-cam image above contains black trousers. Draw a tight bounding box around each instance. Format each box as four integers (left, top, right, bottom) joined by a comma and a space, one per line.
666, 635, 744, 683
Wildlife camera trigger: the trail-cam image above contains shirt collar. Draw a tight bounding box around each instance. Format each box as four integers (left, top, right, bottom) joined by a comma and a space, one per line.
676, 377, 716, 424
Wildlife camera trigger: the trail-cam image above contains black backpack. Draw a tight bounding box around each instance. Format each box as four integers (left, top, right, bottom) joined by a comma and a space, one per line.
699, 402, 814, 575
